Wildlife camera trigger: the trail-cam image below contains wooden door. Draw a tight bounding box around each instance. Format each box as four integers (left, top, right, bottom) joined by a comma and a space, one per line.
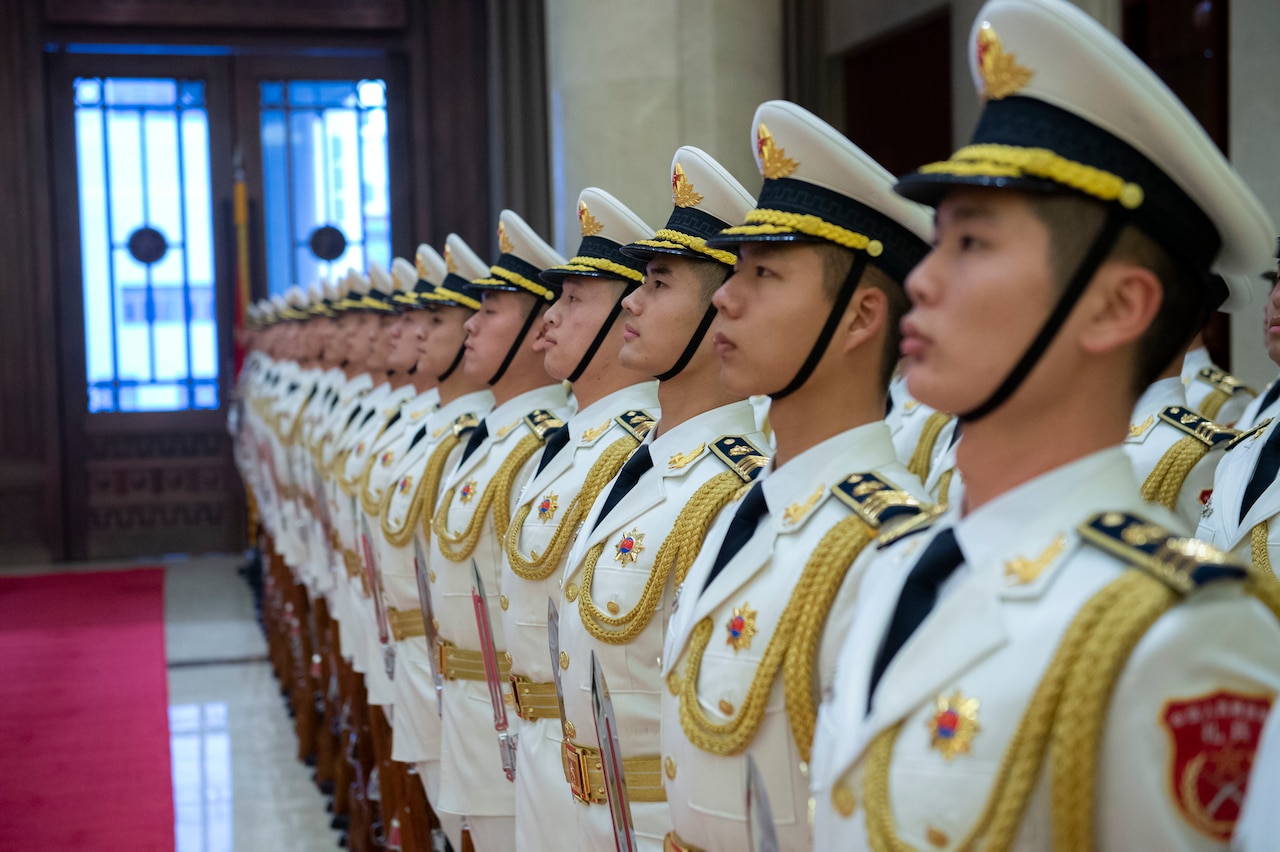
49, 53, 241, 560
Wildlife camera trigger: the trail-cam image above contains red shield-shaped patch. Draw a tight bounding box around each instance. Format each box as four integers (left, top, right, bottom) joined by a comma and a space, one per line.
1162, 691, 1272, 841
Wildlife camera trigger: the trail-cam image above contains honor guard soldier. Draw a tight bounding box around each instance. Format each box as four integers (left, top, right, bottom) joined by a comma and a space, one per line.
1197, 245, 1280, 577
810, 1, 1280, 849
349, 247, 459, 851
659, 100, 934, 852
379, 235, 494, 851
427, 211, 573, 852
503, 188, 660, 852
1182, 329, 1257, 426
555, 147, 769, 851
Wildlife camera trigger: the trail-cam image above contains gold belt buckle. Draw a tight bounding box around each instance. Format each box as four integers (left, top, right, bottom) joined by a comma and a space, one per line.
436, 640, 451, 681
508, 673, 526, 719
561, 741, 597, 805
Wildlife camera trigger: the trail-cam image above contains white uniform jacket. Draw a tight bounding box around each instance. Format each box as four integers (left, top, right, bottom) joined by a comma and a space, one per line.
558, 400, 769, 851
430, 384, 573, 818
1125, 376, 1234, 530
1183, 346, 1255, 427
378, 388, 493, 764
502, 381, 659, 852
813, 447, 1280, 851
661, 422, 928, 852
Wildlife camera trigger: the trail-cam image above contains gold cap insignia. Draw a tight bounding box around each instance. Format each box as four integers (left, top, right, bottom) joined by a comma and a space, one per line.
498, 222, 515, 254
444, 246, 458, 274
578, 200, 603, 237
928, 691, 981, 760
415, 256, 429, 280
672, 163, 704, 208
976, 23, 1033, 100
757, 123, 799, 180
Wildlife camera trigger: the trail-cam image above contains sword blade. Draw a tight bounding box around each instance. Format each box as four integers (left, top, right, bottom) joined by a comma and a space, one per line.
470, 558, 515, 781
547, 598, 571, 737
746, 754, 780, 852
414, 536, 444, 715
359, 514, 391, 645
590, 650, 636, 852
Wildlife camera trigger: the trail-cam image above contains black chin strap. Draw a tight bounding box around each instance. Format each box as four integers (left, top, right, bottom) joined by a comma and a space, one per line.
769, 254, 870, 400
656, 303, 718, 382
438, 344, 465, 382
487, 298, 545, 386
960, 208, 1127, 423
567, 285, 636, 383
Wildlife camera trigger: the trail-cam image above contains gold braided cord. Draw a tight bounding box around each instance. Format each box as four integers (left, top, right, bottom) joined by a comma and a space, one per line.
720, 209, 885, 257
677, 514, 876, 759
476, 265, 555, 301
1251, 521, 1271, 580
782, 516, 876, 761
423, 285, 482, 310
357, 448, 385, 516
504, 435, 639, 581
556, 256, 644, 283
1138, 435, 1210, 511
936, 468, 956, 509
578, 470, 745, 645
1048, 577, 1176, 850
906, 412, 952, 482
862, 571, 1174, 852
918, 144, 1146, 210
379, 432, 463, 548
282, 392, 314, 446
631, 229, 737, 266
1198, 389, 1230, 422
430, 433, 545, 562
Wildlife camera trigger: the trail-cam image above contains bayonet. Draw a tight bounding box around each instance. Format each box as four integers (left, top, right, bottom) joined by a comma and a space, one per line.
547, 598, 571, 737
746, 754, 780, 852
359, 513, 394, 678
470, 559, 516, 781
590, 650, 637, 852
414, 536, 444, 716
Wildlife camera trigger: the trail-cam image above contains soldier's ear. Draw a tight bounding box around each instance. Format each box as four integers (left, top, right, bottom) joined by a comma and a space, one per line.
1077, 260, 1162, 356
839, 284, 888, 356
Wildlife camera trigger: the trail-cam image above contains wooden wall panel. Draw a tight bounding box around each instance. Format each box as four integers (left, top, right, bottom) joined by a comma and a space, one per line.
0, 0, 63, 565
45, 0, 406, 30
408, 0, 495, 253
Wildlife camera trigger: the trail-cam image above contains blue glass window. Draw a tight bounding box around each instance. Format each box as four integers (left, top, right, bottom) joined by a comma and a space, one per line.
74, 76, 219, 413
259, 78, 391, 296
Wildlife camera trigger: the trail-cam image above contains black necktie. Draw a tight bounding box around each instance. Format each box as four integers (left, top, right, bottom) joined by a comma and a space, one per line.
535, 425, 571, 476
592, 446, 653, 531
702, 481, 768, 592
867, 529, 965, 710
1240, 423, 1280, 521
458, 419, 489, 467
1256, 380, 1280, 420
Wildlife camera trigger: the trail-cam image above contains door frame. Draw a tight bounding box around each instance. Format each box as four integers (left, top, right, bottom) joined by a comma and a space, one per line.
47, 51, 237, 558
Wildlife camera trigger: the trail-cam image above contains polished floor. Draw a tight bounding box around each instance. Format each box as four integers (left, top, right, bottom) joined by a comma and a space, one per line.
0, 554, 343, 851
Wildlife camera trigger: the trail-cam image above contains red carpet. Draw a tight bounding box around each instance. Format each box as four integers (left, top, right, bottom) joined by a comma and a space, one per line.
0, 568, 174, 851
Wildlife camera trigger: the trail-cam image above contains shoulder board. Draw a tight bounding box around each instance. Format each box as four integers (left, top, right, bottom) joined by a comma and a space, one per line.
1198, 366, 1256, 397
710, 435, 769, 482
832, 472, 928, 529
452, 412, 480, 438
1157, 406, 1237, 448
615, 409, 656, 442
1078, 511, 1246, 594
875, 504, 944, 549
1225, 418, 1272, 451
524, 409, 565, 440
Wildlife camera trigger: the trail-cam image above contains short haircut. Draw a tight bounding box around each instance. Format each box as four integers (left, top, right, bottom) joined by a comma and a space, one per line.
1027, 194, 1216, 394
813, 241, 909, 391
